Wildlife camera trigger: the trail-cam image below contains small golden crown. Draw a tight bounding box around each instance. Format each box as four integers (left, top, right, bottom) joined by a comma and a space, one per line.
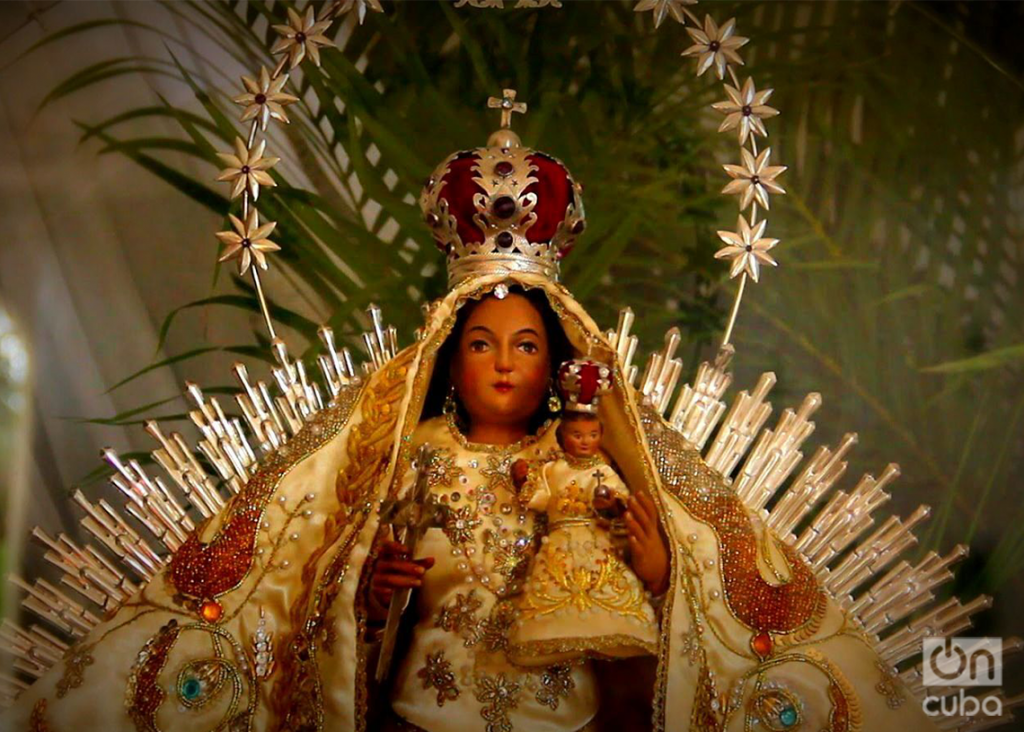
419, 89, 586, 289
558, 358, 612, 414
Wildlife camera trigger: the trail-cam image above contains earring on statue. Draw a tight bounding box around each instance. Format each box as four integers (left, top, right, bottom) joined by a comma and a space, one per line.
547, 380, 562, 413
444, 383, 458, 415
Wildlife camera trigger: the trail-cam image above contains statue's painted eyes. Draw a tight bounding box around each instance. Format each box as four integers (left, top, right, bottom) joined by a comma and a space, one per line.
517, 340, 539, 354
468, 339, 490, 353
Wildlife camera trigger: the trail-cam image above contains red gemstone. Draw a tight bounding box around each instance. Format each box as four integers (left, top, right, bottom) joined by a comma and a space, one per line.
493, 196, 517, 219
495, 161, 514, 177
751, 631, 773, 658
200, 599, 223, 623
496, 232, 514, 247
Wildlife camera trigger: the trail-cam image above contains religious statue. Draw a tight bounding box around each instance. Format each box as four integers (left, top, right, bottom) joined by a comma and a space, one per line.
1, 4, 1010, 730
506, 357, 659, 668
2, 86, 957, 732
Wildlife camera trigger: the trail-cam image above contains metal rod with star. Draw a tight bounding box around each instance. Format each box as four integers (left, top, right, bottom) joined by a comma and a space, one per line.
215, 2, 374, 351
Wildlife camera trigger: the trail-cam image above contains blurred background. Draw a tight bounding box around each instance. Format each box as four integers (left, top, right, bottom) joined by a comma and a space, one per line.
1, 0, 1022, 698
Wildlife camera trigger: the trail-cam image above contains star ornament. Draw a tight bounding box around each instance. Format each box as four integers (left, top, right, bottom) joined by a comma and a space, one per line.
712, 78, 780, 145
633, 0, 696, 28
233, 67, 299, 130
216, 138, 280, 202
722, 147, 787, 211
682, 15, 749, 80
714, 214, 779, 283
334, 0, 384, 24
216, 210, 281, 276
271, 6, 335, 69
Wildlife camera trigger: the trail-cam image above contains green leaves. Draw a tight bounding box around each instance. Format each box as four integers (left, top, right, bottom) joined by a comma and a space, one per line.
921, 344, 1024, 374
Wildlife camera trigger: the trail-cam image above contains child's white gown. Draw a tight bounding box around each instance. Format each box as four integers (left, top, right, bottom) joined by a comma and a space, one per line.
508, 452, 659, 667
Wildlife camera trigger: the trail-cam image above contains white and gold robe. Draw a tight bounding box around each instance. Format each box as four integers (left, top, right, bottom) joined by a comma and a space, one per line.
507, 453, 658, 667
388, 415, 600, 731
3, 272, 941, 732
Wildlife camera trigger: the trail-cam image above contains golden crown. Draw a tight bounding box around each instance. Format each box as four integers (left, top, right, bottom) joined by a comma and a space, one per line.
419, 89, 586, 288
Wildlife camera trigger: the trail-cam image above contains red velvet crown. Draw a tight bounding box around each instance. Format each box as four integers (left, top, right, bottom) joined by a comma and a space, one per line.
558, 359, 612, 414
419, 94, 585, 288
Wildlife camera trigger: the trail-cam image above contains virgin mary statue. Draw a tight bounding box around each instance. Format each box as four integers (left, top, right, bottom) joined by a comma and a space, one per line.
5, 117, 949, 732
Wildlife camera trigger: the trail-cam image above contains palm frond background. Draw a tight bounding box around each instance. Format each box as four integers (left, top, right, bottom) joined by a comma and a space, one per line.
1, 0, 1023, 683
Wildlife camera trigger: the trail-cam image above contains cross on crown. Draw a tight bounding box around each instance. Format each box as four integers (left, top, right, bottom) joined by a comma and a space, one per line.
487, 88, 527, 129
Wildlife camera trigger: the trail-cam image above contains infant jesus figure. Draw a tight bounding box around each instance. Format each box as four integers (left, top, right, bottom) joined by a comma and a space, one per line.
507, 358, 659, 667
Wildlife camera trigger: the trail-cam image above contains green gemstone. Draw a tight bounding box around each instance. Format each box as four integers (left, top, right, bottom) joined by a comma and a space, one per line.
779, 705, 798, 728
181, 678, 203, 701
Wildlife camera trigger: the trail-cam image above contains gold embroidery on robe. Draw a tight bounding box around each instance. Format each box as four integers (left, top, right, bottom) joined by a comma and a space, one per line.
55, 645, 93, 699
417, 651, 460, 706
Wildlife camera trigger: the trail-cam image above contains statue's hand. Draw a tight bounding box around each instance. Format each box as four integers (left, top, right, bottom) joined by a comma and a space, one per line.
624, 492, 670, 596
368, 539, 434, 622
511, 459, 530, 489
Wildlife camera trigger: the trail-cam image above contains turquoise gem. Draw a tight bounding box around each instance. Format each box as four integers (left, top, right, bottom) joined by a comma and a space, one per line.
779, 705, 798, 728
181, 678, 203, 701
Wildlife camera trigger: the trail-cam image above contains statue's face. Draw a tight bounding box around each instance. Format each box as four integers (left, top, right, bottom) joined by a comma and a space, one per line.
451, 293, 550, 431
559, 415, 602, 457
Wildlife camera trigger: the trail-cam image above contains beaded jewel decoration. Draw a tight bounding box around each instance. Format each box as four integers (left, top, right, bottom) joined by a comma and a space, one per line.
419, 89, 586, 288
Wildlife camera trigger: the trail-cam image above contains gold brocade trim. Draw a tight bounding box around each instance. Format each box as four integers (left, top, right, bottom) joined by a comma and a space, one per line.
560, 452, 604, 471
168, 384, 363, 603
732, 652, 862, 732
874, 661, 906, 710
124, 619, 256, 732
747, 686, 803, 732
760, 527, 789, 585
56, 644, 94, 699
548, 517, 598, 530
691, 661, 723, 732
814, 649, 862, 732
354, 522, 389, 732
29, 699, 50, 732
273, 348, 414, 731
639, 406, 824, 635
518, 546, 650, 622
508, 633, 657, 662
125, 621, 181, 730
445, 410, 542, 455
678, 541, 754, 660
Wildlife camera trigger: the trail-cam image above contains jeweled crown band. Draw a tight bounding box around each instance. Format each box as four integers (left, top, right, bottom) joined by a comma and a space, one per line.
447, 253, 560, 289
